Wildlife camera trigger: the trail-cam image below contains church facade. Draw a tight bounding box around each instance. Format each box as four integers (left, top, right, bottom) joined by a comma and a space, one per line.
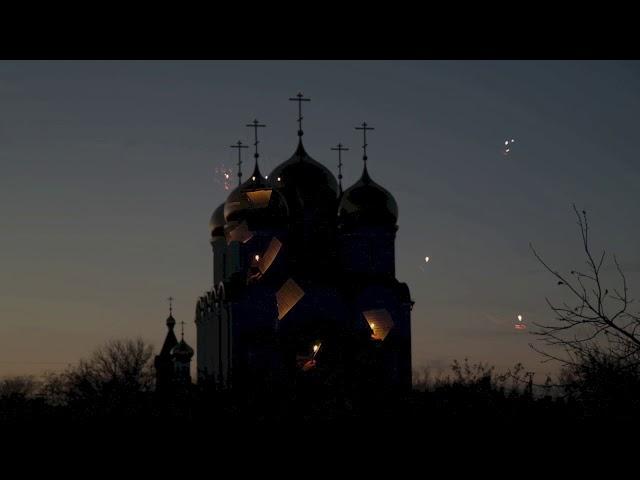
194, 97, 413, 393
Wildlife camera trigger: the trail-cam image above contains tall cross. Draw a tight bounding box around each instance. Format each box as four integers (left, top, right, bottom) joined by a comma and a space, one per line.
289, 92, 310, 137
245, 119, 266, 165
355, 122, 375, 163
167, 296, 173, 316
230, 141, 248, 186
331, 143, 349, 191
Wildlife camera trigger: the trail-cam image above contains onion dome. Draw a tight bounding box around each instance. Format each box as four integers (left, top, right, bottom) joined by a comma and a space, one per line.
166, 314, 176, 328
338, 165, 398, 229
268, 140, 338, 215
170, 339, 194, 362
223, 162, 289, 228
209, 202, 226, 238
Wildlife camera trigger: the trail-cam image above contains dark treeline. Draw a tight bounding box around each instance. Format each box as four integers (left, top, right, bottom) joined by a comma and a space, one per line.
2, 342, 638, 428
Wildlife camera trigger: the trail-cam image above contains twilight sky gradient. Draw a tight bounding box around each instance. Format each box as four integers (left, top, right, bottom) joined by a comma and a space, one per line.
1, 60, 639, 379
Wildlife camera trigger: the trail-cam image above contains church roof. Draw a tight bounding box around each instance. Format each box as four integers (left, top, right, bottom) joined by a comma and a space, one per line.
338, 165, 398, 228
269, 140, 338, 213
159, 327, 178, 358
209, 202, 226, 238
223, 162, 289, 228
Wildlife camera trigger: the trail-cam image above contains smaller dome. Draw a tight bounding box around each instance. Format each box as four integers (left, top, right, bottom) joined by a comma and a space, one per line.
166, 315, 176, 328
171, 339, 194, 361
223, 163, 289, 227
209, 202, 226, 238
338, 166, 398, 228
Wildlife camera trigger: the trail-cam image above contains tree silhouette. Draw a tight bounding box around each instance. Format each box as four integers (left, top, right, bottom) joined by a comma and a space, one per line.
529, 205, 640, 367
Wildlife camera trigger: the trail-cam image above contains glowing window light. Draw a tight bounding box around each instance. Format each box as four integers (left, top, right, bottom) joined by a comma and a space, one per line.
276, 278, 305, 320
258, 237, 282, 274
245, 189, 272, 208
363, 309, 394, 341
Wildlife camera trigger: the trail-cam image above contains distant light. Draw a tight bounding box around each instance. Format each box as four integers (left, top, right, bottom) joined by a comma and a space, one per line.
370, 322, 375, 330
252, 176, 256, 181
265, 175, 268, 179
254, 254, 260, 261
517, 314, 523, 322
511, 139, 515, 143
504, 140, 509, 146
424, 256, 430, 263
277, 177, 281, 182
313, 344, 320, 353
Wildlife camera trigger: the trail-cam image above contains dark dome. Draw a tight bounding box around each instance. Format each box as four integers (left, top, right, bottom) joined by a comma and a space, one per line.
268, 140, 338, 213
223, 163, 289, 227
166, 315, 176, 328
338, 165, 398, 228
209, 202, 226, 238
170, 339, 194, 361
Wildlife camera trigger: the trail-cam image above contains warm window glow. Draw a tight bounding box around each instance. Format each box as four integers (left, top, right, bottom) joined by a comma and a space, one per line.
276, 278, 305, 320
258, 237, 283, 274
245, 189, 272, 208
363, 309, 394, 341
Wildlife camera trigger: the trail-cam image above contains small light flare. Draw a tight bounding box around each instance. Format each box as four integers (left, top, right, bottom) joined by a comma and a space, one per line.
505, 140, 509, 146
252, 176, 256, 181
265, 175, 268, 179
277, 177, 281, 182
254, 254, 260, 262
313, 344, 320, 353
424, 256, 430, 263
517, 314, 523, 322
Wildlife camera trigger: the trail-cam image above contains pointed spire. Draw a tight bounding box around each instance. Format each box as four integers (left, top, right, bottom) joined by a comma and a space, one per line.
180, 320, 185, 341
331, 143, 349, 193
289, 92, 310, 138
355, 122, 374, 182
166, 296, 175, 329
246, 119, 266, 174
230, 141, 248, 186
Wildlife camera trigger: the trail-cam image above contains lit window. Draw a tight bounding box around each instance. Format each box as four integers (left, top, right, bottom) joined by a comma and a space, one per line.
245, 189, 272, 208
257, 237, 282, 274
363, 309, 394, 341
276, 278, 305, 320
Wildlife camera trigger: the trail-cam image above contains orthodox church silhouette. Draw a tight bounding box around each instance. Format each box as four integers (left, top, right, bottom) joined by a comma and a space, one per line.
154, 297, 194, 391
156, 94, 413, 393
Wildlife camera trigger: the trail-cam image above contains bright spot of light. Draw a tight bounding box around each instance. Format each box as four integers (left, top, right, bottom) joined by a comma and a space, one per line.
424, 256, 430, 263
517, 314, 523, 322
252, 176, 256, 181
254, 254, 260, 261
313, 344, 320, 353
277, 177, 281, 182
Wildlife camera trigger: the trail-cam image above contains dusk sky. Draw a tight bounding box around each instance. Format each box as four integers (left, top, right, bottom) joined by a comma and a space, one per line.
2, 60, 639, 380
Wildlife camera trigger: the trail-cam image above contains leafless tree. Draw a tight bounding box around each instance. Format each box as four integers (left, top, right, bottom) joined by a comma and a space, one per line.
529, 205, 640, 370
0, 375, 38, 399
46, 338, 155, 407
